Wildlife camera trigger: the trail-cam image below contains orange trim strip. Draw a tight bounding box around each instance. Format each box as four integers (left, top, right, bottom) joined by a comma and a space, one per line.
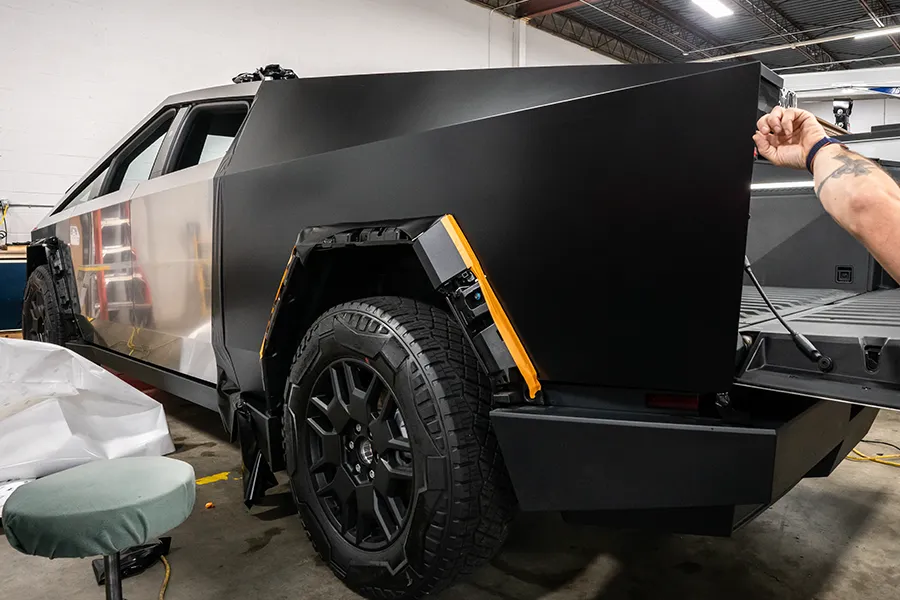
260, 249, 296, 359
440, 215, 540, 399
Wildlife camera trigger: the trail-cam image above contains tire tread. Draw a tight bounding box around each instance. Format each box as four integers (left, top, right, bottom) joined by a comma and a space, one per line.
286, 297, 515, 599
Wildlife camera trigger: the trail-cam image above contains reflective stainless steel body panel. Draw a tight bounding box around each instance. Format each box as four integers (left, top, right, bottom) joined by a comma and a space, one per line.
127, 160, 219, 382
46, 161, 218, 383
53, 186, 138, 359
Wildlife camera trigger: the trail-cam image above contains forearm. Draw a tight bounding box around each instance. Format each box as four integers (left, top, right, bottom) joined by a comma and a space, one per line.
813, 145, 900, 282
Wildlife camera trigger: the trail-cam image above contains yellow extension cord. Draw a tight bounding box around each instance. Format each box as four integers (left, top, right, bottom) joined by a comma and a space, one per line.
846, 447, 900, 468
159, 555, 171, 600
0, 203, 8, 241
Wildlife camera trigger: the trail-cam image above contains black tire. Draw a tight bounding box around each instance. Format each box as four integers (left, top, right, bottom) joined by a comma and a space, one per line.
283, 297, 515, 599
22, 265, 66, 344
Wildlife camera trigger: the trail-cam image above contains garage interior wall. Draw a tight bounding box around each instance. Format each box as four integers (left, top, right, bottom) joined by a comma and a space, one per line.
800, 99, 900, 135
0, 0, 618, 244
784, 67, 900, 136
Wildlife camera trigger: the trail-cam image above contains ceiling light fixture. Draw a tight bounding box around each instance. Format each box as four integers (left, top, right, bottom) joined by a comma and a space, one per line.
855, 25, 900, 40
751, 181, 815, 190
692, 0, 734, 18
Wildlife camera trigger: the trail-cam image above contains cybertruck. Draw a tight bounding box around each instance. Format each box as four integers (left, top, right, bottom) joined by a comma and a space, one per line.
23, 63, 900, 598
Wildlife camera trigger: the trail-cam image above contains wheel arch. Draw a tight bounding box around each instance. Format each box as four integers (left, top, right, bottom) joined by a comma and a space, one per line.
258, 214, 541, 418
259, 218, 440, 412
25, 240, 51, 278
244, 215, 540, 506
23, 237, 84, 342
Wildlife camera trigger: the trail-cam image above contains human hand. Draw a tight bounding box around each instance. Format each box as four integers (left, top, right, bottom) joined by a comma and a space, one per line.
753, 107, 827, 170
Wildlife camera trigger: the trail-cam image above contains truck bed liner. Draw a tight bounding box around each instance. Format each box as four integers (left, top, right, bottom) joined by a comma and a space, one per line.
739, 286, 858, 328
750, 288, 900, 337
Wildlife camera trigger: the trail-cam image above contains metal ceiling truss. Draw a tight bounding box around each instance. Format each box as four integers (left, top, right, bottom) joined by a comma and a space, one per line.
857, 0, 900, 54
730, 0, 839, 68
471, 0, 664, 63
584, 0, 730, 59
514, 0, 586, 17
531, 11, 664, 63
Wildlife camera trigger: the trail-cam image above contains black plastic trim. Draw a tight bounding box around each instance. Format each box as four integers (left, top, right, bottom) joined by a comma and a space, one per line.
491, 397, 876, 532
412, 222, 467, 288
67, 343, 219, 411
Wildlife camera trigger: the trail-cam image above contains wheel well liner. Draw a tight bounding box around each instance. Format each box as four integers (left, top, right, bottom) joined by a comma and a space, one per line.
258, 215, 542, 411
259, 217, 441, 412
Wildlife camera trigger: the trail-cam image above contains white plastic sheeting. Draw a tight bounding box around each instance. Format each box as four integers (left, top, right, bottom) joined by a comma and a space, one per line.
0, 338, 174, 483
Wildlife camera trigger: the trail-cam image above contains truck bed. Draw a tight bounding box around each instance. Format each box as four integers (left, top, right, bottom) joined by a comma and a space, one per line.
738, 286, 900, 410
739, 286, 859, 328
740, 286, 900, 336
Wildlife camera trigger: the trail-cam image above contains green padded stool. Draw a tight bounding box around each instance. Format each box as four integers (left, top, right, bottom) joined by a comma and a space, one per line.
2, 457, 195, 600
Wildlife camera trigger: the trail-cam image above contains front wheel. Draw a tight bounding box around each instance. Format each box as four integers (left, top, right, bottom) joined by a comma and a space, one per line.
283, 297, 515, 599
22, 265, 65, 344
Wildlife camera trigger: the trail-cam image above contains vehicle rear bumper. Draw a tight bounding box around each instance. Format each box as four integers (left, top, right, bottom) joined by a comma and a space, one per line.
491, 398, 876, 535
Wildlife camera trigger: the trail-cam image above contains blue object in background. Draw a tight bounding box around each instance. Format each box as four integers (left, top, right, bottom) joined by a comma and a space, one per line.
0, 258, 26, 331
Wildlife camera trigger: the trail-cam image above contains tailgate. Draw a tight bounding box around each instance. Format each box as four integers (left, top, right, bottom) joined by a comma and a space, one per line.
737, 288, 900, 410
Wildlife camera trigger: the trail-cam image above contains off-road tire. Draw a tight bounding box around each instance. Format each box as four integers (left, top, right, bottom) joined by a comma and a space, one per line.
22, 265, 66, 345
283, 297, 515, 599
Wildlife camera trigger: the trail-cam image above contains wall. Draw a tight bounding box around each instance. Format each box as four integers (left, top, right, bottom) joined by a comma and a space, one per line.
0, 0, 617, 244
799, 98, 900, 135
784, 65, 900, 135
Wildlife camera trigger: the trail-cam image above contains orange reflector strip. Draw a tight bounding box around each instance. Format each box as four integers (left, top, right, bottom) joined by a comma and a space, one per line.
260, 249, 296, 359
440, 215, 540, 399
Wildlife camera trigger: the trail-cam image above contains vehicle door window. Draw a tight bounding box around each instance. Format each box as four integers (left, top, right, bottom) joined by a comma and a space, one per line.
107, 114, 175, 193
63, 166, 110, 211
171, 104, 249, 172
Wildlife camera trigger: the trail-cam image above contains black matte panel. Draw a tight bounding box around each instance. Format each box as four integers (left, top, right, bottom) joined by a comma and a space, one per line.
492, 405, 777, 512
217, 64, 763, 394
229, 65, 726, 170
492, 399, 873, 514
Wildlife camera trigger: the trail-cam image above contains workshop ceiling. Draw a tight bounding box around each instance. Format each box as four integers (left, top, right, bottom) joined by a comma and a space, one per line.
472, 0, 900, 72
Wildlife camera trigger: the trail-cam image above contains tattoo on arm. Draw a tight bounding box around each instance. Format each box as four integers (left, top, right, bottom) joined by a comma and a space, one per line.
815, 153, 877, 198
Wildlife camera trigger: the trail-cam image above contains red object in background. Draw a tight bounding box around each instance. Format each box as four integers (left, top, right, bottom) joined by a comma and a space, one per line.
107, 368, 157, 394
646, 393, 700, 411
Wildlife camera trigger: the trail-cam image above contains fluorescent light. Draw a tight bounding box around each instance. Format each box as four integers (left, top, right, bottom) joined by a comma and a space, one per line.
692, 0, 733, 18
855, 25, 900, 40
751, 181, 815, 190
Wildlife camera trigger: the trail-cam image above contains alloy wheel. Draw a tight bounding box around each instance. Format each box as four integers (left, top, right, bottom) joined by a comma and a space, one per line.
24, 291, 46, 342
305, 358, 414, 550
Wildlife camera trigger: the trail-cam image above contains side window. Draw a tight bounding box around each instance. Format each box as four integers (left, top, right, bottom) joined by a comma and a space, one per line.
65, 166, 110, 210
172, 104, 248, 172
107, 113, 175, 193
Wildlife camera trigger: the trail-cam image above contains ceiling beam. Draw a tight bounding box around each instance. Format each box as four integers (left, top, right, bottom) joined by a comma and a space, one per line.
729, 0, 840, 67
857, 0, 900, 54
514, 0, 599, 18
575, 0, 730, 59
470, 0, 664, 63
530, 11, 665, 63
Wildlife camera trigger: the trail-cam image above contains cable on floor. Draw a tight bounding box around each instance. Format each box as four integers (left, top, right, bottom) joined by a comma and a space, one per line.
846, 447, 900, 468
861, 439, 900, 454
159, 555, 171, 600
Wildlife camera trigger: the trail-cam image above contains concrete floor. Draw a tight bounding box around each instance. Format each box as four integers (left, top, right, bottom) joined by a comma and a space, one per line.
3, 394, 900, 600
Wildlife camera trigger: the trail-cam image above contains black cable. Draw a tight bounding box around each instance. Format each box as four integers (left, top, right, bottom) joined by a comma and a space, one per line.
861, 439, 900, 454
744, 256, 834, 372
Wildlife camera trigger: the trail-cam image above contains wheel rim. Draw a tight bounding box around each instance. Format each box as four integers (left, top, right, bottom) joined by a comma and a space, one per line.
24, 290, 46, 342
306, 358, 414, 550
